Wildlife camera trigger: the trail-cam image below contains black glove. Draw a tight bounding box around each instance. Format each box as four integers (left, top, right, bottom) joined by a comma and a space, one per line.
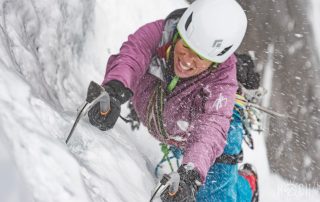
88, 80, 132, 131
236, 53, 260, 90
161, 164, 202, 202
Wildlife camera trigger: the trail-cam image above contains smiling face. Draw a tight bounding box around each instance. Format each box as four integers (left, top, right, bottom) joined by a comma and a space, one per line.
173, 39, 213, 78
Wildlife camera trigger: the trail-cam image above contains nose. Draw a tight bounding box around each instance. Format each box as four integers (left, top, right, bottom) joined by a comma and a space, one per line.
181, 51, 197, 68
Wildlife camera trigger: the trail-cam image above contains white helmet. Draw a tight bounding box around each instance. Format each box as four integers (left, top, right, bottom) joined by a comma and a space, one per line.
177, 0, 247, 63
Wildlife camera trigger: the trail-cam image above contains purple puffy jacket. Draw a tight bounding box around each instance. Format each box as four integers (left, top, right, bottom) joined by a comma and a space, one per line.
102, 20, 238, 182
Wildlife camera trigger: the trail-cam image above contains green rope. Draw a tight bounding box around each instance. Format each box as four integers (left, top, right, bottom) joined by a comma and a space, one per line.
160, 143, 174, 172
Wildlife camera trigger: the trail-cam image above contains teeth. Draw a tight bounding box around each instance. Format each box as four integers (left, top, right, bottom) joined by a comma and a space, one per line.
179, 62, 191, 70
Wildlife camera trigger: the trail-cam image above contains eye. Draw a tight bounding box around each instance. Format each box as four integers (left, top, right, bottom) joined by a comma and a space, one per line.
197, 54, 208, 61
180, 40, 211, 62
197, 55, 204, 60
180, 39, 190, 48
182, 42, 189, 49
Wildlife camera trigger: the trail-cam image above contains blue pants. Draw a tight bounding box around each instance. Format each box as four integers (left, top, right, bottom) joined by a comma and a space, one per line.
196, 110, 252, 202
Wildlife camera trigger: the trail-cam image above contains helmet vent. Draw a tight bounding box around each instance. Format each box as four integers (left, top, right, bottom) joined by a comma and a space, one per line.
185, 12, 193, 31
218, 45, 233, 56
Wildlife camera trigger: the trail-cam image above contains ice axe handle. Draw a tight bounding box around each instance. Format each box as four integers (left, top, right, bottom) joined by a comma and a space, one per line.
99, 93, 111, 116
86, 81, 111, 116
168, 172, 180, 196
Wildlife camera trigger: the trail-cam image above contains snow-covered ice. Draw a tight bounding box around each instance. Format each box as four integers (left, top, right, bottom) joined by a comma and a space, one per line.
0, 0, 319, 202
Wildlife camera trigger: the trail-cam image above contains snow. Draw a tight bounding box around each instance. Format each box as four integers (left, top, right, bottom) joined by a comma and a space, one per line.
0, 0, 319, 202
294, 33, 303, 38
310, 0, 320, 62
176, 120, 190, 132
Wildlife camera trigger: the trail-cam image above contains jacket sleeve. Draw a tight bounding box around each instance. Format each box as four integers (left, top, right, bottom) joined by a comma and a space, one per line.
182, 55, 238, 182
102, 20, 164, 93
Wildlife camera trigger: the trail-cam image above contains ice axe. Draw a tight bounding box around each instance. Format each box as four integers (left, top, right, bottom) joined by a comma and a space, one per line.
150, 172, 181, 202
65, 81, 110, 144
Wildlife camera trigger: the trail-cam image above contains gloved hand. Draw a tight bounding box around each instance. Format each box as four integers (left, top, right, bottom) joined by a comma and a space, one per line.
160, 164, 202, 202
88, 80, 132, 131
